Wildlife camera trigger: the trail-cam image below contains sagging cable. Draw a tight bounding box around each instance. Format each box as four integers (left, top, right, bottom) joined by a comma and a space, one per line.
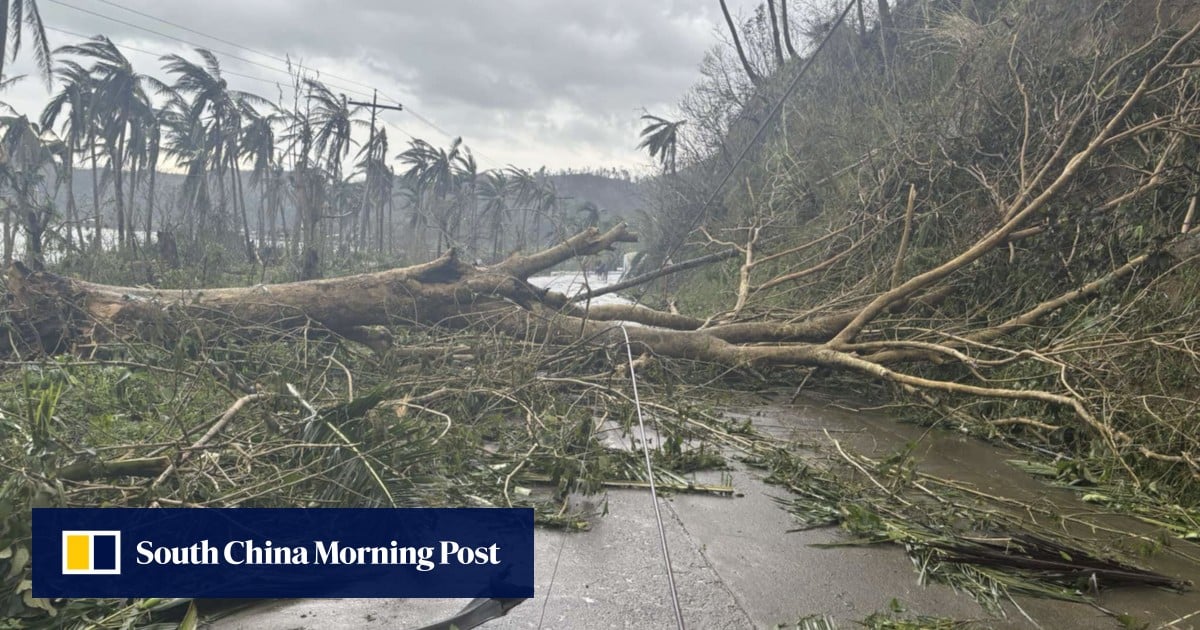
619, 324, 686, 630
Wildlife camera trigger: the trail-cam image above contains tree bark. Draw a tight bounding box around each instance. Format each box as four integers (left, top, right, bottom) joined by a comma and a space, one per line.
58, 456, 171, 481
7, 224, 636, 352
767, 0, 785, 68
719, 0, 762, 87
856, 0, 867, 44
233, 153, 254, 262
146, 163, 156, 244
112, 126, 127, 250
90, 138, 102, 252
876, 0, 896, 53
780, 0, 798, 59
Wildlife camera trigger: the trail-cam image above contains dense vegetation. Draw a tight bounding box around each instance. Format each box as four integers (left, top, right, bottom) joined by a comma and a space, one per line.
639, 0, 1200, 495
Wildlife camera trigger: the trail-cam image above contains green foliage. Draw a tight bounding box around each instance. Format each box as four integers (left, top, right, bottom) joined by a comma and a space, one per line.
642, 0, 1200, 510
763, 439, 1184, 615
0, 313, 744, 624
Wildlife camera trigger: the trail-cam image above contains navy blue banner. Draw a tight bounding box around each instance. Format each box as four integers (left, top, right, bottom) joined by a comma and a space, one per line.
33, 508, 534, 598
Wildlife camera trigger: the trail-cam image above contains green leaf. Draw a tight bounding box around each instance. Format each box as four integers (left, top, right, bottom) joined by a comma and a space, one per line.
5, 546, 28, 578
179, 601, 198, 630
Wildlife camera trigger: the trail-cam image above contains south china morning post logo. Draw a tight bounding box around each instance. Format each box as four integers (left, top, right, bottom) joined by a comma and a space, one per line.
61, 530, 121, 575
33, 507, 534, 598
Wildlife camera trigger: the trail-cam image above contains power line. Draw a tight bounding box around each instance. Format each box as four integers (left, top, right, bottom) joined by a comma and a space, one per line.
619, 323, 686, 630
90, 0, 384, 96
46, 0, 378, 100
380, 120, 417, 142
629, 0, 859, 308
394, 100, 454, 139
80, 0, 479, 162
47, 25, 427, 166
380, 92, 501, 166
46, 25, 287, 89
46, 0, 495, 167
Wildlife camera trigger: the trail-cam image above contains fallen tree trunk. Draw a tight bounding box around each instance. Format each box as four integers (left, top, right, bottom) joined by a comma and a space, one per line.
7, 225, 638, 352
4, 220, 1192, 481
0, 222, 952, 365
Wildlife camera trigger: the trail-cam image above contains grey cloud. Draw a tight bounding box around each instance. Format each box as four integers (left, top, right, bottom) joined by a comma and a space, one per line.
19, 0, 762, 170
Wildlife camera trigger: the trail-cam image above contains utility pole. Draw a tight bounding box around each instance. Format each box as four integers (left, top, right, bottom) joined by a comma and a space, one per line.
349, 90, 403, 253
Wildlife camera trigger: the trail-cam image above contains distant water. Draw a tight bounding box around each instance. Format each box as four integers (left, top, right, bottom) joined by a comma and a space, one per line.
528, 269, 631, 305
1, 225, 150, 264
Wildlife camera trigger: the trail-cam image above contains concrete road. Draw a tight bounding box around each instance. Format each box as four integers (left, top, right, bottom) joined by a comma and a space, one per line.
209, 399, 1191, 629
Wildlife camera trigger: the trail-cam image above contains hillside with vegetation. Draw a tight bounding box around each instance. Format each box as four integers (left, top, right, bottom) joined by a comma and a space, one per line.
636, 0, 1200, 491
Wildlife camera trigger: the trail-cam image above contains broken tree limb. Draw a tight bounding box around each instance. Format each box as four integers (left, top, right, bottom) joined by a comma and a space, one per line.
6, 225, 636, 350
496, 223, 637, 280
827, 20, 1200, 347
57, 456, 171, 481
151, 392, 268, 490
563, 246, 739, 303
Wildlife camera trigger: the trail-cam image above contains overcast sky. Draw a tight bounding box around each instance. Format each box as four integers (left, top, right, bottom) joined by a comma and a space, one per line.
3, 0, 763, 173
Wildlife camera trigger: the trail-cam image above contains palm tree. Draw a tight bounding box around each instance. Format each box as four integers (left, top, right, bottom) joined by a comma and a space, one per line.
306, 80, 361, 177
41, 57, 106, 250
278, 100, 325, 275
505, 166, 539, 250
159, 92, 211, 246
478, 170, 510, 260
306, 79, 364, 248
398, 138, 467, 256
0, 114, 65, 268
57, 36, 154, 249
132, 103, 163, 241
637, 114, 685, 174
532, 176, 558, 248
453, 149, 478, 256
161, 49, 235, 241
41, 60, 92, 249
396, 178, 423, 258
162, 48, 266, 258
353, 125, 389, 252
371, 159, 395, 255
240, 104, 279, 250
0, 0, 52, 86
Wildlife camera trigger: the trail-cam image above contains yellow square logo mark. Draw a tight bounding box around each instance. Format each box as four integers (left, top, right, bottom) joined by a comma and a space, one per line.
61, 531, 121, 575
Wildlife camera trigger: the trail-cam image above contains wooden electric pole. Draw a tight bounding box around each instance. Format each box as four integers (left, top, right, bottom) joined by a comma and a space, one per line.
349, 90, 403, 252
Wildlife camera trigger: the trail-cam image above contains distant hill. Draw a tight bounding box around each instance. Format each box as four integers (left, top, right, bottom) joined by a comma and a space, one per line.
547, 173, 644, 222
52, 169, 645, 232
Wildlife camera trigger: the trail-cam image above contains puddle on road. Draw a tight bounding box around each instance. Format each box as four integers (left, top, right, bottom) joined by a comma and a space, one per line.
542, 321, 1200, 627
713, 392, 1200, 628
211, 394, 1200, 630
